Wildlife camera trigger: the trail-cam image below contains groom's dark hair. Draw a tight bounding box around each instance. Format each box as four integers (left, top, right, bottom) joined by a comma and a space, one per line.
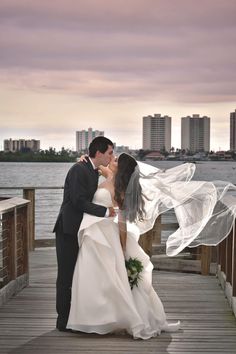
89, 136, 114, 157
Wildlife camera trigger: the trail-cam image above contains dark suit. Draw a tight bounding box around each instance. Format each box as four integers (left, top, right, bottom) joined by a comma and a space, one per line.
53, 158, 107, 329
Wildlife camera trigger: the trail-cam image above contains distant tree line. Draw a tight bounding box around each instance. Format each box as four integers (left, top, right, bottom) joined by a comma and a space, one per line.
0, 148, 79, 162
1, 147, 236, 163
136, 148, 236, 161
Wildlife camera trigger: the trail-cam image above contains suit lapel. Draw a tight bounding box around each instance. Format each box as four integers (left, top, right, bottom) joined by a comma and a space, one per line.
85, 157, 99, 179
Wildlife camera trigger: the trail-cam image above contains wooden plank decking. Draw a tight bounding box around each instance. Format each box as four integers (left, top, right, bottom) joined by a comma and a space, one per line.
0, 249, 236, 354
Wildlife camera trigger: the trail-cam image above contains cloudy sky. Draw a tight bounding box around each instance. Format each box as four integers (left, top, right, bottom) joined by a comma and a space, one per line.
0, 0, 236, 151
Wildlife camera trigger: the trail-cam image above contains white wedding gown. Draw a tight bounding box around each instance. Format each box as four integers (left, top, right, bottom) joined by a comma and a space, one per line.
67, 187, 180, 339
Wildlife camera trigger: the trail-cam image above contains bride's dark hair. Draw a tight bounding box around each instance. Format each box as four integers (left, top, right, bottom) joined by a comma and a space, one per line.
114, 153, 145, 222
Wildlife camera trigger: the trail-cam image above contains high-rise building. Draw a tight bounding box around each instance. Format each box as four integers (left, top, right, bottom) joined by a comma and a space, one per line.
142, 114, 171, 151
76, 128, 104, 152
230, 109, 236, 151
115, 145, 129, 153
4, 138, 40, 152
181, 114, 210, 153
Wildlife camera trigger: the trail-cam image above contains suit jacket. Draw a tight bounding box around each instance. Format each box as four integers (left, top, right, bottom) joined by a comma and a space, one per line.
53, 158, 107, 235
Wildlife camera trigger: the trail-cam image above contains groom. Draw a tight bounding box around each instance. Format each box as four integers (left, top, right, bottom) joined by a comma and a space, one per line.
53, 136, 115, 332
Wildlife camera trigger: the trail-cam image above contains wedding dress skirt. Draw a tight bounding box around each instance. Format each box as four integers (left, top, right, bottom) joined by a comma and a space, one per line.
67, 188, 179, 339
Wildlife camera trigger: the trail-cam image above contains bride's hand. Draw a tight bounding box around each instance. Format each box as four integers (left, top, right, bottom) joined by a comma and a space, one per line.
98, 165, 113, 178
77, 154, 88, 163
108, 207, 116, 217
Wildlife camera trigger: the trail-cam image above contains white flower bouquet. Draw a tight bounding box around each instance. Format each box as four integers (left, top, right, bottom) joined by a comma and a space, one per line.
125, 258, 143, 289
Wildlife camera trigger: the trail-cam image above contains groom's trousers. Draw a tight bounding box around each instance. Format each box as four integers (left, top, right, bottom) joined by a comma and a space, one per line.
55, 218, 79, 329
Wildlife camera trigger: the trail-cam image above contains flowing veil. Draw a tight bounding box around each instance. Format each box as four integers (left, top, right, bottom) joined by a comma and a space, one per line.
122, 162, 236, 257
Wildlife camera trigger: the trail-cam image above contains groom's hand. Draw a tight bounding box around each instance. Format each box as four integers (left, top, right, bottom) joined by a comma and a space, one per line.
108, 207, 116, 217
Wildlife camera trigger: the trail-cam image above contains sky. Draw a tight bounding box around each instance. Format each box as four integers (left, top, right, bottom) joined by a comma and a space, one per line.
0, 0, 236, 151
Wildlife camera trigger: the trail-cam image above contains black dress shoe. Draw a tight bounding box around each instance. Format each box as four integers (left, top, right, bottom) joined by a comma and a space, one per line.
56, 326, 72, 332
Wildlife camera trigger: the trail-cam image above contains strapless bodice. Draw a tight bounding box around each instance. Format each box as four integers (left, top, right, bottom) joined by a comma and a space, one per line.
92, 188, 113, 208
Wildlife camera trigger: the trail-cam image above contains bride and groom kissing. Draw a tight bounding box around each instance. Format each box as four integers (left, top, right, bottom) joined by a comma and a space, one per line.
53, 136, 180, 340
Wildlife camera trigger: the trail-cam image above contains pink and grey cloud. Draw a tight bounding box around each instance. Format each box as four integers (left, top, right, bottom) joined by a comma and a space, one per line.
0, 0, 235, 149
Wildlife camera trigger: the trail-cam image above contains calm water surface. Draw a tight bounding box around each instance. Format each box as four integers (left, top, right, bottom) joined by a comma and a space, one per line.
1, 160, 236, 187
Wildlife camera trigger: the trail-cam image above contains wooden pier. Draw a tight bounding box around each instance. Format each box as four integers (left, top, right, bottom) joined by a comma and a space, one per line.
1, 194, 236, 353
0, 248, 236, 354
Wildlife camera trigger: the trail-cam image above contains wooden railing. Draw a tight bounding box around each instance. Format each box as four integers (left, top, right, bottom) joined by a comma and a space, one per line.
0, 197, 29, 306
0, 187, 63, 251
0, 187, 231, 278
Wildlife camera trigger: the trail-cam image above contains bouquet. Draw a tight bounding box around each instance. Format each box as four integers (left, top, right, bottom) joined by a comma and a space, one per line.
125, 258, 143, 289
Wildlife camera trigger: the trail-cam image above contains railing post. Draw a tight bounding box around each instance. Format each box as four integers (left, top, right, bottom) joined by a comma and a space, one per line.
201, 245, 211, 275
139, 229, 153, 257
220, 239, 227, 274
139, 215, 162, 257
226, 229, 233, 284
153, 215, 162, 244
23, 188, 35, 251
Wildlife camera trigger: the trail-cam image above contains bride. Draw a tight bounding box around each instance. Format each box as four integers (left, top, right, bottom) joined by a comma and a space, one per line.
67, 153, 180, 339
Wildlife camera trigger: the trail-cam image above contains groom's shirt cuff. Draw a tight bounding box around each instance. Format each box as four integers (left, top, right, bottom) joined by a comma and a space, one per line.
105, 209, 109, 217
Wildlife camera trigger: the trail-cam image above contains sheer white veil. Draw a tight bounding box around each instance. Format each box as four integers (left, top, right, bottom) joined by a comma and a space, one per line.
122, 161, 236, 257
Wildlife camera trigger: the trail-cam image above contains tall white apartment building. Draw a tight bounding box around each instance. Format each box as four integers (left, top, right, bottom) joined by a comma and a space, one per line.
181, 114, 210, 153
230, 109, 236, 151
4, 138, 40, 152
143, 114, 171, 151
76, 128, 104, 152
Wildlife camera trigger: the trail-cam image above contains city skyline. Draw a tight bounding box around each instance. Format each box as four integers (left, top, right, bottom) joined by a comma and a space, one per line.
0, 0, 236, 151
1, 108, 235, 152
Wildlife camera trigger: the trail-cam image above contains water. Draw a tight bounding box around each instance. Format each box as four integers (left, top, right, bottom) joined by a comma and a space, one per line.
0, 162, 71, 187
146, 160, 236, 183
1, 160, 236, 186
0, 162, 72, 239
1, 161, 236, 240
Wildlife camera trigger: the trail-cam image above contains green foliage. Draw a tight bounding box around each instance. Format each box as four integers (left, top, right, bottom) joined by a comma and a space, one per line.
136, 149, 151, 161
0, 148, 79, 162
125, 257, 144, 289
